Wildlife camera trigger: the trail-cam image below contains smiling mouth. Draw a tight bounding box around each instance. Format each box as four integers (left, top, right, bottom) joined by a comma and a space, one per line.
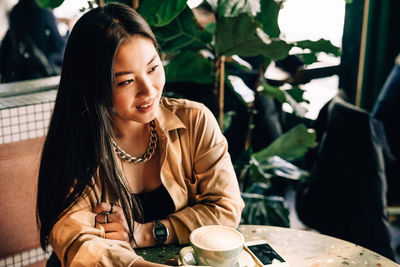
137, 102, 152, 108
136, 100, 154, 112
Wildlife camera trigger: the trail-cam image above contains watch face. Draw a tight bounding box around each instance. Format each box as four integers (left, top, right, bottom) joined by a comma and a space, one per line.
156, 228, 166, 236
153, 221, 169, 244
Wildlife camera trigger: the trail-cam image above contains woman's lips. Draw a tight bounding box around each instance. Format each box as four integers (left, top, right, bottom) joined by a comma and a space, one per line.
136, 100, 154, 113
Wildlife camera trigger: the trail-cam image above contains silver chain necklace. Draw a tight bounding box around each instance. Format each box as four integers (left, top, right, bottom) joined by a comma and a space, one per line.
112, 120, 158, 164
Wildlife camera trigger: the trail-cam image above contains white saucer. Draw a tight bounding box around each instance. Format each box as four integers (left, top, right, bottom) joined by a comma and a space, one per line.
236, 249, 256, 267
181, 249, 256, 267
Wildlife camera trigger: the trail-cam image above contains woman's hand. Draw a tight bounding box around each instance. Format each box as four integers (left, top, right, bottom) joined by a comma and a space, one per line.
94, 202, 130, 242
94, 203, 177, 247
93, 202, 154, 246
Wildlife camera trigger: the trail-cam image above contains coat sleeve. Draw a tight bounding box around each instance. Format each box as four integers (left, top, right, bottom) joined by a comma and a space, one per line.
167, 105, 245, 244
49, 186, 142, 267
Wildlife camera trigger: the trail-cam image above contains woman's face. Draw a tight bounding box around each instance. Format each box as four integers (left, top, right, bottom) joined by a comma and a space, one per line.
112, 35, 165, 125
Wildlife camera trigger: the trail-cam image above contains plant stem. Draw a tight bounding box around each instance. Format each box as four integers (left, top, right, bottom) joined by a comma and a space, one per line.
239, 64, 266, 186
218, 56, 226, 128
244, 103, 253, 151
131, 0, 139, 9
212, 56, 226, 129
96, 0, 104, 7
213, 56, 223, 128
244, 64, 266, 152
213, 57, 219, 100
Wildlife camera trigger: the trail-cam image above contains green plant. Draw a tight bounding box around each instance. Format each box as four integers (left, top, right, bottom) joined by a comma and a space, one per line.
144, 0, 338, 227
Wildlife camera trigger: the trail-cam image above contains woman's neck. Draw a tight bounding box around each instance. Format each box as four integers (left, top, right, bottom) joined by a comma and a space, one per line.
112, 118, 151, 157
113, 119, 147, 138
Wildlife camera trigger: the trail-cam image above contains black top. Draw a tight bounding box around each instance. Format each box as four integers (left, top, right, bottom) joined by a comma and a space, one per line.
134, 184, 175, 223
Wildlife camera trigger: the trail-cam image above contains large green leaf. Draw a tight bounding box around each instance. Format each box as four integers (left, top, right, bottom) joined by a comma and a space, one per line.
240, 193, 290, 227
137, 0, 187, 27
261, 84, 308, 116
248, 159, 273, 184
286, 86, 308, 103
153, 7, 212, 53
294, 39, 341, 57
283, 86, 309, 116
223, 111, 237, 133
282, 91, 307, 117
218, 0, 260, 17
226, 58, 253, 73
164, 51, 213, 84
255, 0, 281, 38
36, 0, 64, 8
252, 124, 317, 161
215, 14, 291, 59
204, 22, 216, 35
261, 83, 286, 103
250, 156, 309, 182
296, 52, 319, 65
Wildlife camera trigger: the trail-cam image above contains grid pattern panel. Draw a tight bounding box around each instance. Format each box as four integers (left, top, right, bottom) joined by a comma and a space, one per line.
0, 90, 56, 144
0, 102, 54, 144
0, 247, 52, 267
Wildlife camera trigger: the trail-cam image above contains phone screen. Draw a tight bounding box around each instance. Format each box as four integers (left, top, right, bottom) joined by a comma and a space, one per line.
247, 243, 286, 265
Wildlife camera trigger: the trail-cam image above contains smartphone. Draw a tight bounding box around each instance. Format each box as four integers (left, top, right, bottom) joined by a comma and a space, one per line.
244, 240, 289, 267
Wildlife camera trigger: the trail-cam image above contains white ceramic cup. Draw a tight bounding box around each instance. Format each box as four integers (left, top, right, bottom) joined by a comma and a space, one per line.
179, 225, 245, 267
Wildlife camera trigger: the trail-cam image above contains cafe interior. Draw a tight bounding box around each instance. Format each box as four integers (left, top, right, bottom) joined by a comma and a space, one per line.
0, 0, 399, 266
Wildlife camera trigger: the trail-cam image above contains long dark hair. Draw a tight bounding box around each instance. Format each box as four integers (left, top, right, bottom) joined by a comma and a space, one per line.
36, 2, 158, 250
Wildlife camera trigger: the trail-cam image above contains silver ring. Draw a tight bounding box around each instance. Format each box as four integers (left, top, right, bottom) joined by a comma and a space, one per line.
105, 212, 109, 224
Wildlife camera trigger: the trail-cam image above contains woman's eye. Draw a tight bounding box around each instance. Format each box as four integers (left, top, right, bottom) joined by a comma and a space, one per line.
117, 79, 134, 86
148, 65, 159, 73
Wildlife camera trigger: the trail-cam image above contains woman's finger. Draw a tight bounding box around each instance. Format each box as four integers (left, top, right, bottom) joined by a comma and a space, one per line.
95, 211, 127, 224
103, 222, 124, 232
93, 202, 113, 214
95, 214, 129, 236
95, 213, 111, 224
103, 222, 130, 241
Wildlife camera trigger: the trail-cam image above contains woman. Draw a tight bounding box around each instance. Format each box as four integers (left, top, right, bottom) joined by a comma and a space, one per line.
36, 2, 244, 266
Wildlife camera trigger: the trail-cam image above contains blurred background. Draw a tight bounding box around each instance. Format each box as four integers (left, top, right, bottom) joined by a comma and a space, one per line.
1, 0, 399, 266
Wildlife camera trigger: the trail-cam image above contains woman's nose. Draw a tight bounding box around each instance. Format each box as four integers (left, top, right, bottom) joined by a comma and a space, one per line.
136, 77, 154, 97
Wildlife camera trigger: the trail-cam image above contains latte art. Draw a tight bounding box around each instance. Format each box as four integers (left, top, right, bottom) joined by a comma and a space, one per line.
191, 226, 243, 250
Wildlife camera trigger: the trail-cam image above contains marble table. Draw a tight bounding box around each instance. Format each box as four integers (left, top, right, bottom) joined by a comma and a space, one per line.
135, 225, 400, 267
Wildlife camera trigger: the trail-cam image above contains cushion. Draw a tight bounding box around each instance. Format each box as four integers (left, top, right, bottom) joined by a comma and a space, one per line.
0, 137, 45, 257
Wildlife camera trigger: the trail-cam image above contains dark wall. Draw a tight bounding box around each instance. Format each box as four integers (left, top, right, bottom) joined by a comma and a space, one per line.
339, 0, 400, 110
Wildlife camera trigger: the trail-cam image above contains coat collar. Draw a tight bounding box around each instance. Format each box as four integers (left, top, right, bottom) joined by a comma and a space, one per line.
156, 97, 186, 132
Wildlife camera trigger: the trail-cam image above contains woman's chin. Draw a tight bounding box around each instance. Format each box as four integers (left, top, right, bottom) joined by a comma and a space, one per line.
134, 112, 158, 124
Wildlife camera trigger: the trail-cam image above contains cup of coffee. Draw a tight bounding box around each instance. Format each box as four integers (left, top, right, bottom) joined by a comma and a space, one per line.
179, 225, 244, 267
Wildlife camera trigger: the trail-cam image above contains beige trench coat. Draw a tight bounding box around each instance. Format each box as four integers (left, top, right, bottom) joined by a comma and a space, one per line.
50, 97, 245, 266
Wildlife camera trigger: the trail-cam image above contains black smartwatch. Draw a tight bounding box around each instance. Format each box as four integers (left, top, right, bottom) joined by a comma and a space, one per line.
152, 220, 169, 245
